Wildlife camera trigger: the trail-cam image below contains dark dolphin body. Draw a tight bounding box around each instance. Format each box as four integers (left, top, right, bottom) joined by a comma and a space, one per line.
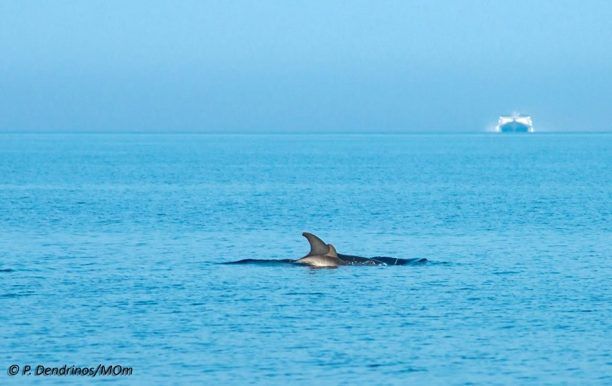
224, 232, 427, 266
336, 253, 427, 266
224, 255, 426, 266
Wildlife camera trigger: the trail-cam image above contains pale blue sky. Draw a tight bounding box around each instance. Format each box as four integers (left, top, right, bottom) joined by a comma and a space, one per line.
1, 0, 611, 132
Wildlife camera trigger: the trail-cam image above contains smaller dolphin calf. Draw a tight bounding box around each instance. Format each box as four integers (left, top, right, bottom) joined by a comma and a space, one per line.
294, 244, 346, 268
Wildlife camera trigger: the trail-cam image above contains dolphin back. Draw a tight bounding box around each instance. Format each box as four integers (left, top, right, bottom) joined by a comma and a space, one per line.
222, 259, 296, 265
338, 253, 427, 266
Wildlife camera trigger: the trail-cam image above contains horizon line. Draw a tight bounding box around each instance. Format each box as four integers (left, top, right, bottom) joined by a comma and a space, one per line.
0, 130, 611, 135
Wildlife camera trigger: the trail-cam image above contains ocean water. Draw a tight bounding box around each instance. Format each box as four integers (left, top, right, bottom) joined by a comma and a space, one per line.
0, 133, 610, 384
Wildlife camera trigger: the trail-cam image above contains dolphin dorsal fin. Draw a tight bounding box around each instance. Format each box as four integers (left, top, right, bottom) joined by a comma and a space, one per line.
326, 244, 338, 258
302, 232, 329, 256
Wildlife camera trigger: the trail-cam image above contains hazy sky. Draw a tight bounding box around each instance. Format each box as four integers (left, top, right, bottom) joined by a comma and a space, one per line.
1, 0, 611, 132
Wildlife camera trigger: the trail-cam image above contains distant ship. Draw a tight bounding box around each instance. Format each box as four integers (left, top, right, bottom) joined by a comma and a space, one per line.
495, 114, 534, 133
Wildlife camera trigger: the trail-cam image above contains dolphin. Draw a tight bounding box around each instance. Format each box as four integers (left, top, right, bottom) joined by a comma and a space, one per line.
300, 232, 427, 266
223, 232, 427, 266
294, 244, 346, 268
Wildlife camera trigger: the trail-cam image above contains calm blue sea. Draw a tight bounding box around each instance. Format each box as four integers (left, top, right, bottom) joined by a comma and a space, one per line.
1, 133, 610, 384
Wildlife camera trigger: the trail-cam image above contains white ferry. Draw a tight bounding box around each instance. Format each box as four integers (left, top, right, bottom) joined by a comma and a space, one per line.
495, 114, 534, 133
